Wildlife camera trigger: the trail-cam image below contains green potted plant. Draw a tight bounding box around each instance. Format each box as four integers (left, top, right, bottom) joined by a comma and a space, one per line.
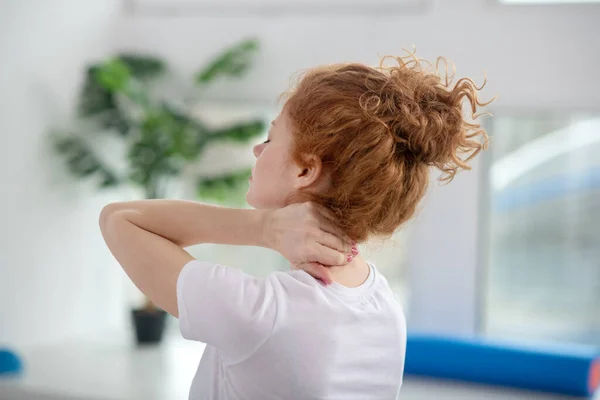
53, 38, 266, 345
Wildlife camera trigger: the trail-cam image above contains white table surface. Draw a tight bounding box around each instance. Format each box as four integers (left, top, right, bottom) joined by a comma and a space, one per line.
0, 331, 590, 400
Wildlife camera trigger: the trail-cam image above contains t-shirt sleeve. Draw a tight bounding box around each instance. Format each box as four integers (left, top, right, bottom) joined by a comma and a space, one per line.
176, 259, 277, 362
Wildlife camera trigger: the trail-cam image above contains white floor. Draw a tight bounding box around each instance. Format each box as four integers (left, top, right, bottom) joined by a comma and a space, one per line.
0, 331, 590, 400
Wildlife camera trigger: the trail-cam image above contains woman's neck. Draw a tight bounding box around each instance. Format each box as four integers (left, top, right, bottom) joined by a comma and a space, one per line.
327, 254, 370, 288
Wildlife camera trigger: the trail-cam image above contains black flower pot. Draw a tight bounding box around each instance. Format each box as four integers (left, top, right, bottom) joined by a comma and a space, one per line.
131, 308, 168, 345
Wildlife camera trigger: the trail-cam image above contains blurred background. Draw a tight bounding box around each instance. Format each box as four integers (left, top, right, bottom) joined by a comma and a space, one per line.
0, 0, 599, 399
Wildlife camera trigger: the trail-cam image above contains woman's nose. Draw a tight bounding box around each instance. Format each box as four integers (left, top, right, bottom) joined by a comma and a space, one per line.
253, 143, 262, 158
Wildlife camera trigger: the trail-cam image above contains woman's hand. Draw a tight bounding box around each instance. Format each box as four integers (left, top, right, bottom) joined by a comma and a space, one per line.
264, 202, 357, 284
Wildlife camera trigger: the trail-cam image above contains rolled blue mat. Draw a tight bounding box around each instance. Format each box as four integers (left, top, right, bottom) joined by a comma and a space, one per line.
404, 334, 600, 397
0, 348, 23, 375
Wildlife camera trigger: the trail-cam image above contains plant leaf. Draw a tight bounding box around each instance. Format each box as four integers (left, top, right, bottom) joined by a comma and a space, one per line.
96, 108, 131, 135
52, 135, 120, 188
78, 67, 114, 113
78, 53, 165, 126
196, 168, 252, 204
195, 38, 259, 85
117, 54, 165, 80
126, 109, 191, 188
208, 120, 266, 143
95, 58, 132, 92
75, 66, 130, 135
160, 105, 211, 159
94, 59, 152, 111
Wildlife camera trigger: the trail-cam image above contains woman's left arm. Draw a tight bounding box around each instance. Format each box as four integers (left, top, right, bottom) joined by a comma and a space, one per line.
99, 200, 352, 317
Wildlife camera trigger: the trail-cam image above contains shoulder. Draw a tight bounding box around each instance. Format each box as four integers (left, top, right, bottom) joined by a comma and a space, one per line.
267, 269, 325, 291
263, 269, 332, 308
371, 266, 407, 326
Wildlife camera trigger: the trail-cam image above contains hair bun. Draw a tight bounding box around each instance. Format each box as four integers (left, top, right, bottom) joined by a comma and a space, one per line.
376, 54, 492, 181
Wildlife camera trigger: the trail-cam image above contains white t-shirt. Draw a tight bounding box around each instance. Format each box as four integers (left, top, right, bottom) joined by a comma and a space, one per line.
177, 259, 407, 400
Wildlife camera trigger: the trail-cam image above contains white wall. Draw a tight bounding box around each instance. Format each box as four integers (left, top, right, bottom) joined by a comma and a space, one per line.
115, 0, 600, 335
118, 0, 600, 109
0, 0, 127, 347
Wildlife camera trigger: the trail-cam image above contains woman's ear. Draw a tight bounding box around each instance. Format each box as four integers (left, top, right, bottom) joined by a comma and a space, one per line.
293, 155, 323, 190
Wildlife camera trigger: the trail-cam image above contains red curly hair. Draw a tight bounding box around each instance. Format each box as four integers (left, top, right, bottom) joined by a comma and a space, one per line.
283, 52, 492, 243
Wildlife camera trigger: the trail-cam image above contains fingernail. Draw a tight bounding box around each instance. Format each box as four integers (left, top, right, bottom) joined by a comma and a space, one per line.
347, 254, 353, 262
351, 246, 359, 256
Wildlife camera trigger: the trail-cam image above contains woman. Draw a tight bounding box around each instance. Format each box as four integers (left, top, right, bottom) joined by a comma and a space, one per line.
100, 53, 490, 399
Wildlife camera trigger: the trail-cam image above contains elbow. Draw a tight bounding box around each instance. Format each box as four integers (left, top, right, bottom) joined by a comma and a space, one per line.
99, 204, 114, 236
99, 202, 124, 233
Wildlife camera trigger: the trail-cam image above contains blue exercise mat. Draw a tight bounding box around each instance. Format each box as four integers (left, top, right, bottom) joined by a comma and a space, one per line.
0, 348, 23, 375
404, 334, 600, 397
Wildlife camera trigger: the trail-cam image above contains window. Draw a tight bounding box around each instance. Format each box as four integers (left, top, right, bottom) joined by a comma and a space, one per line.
482, 113, 600, 346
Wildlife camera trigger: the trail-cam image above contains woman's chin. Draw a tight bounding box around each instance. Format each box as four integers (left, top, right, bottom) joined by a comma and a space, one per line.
245, 192, 256, 208
245, 191, 265, 210
246, 188, 289, 210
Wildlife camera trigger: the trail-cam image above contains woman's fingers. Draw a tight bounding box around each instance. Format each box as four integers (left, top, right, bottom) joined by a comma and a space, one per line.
309, 202, 354, 246
310, 244, 351, 267
317, 229, 351, 255
317, 219, 358, 263
303, 202, 358, 266
301, 262, 333, 285
318, 221, 351, 249
311, 203, 340, 224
